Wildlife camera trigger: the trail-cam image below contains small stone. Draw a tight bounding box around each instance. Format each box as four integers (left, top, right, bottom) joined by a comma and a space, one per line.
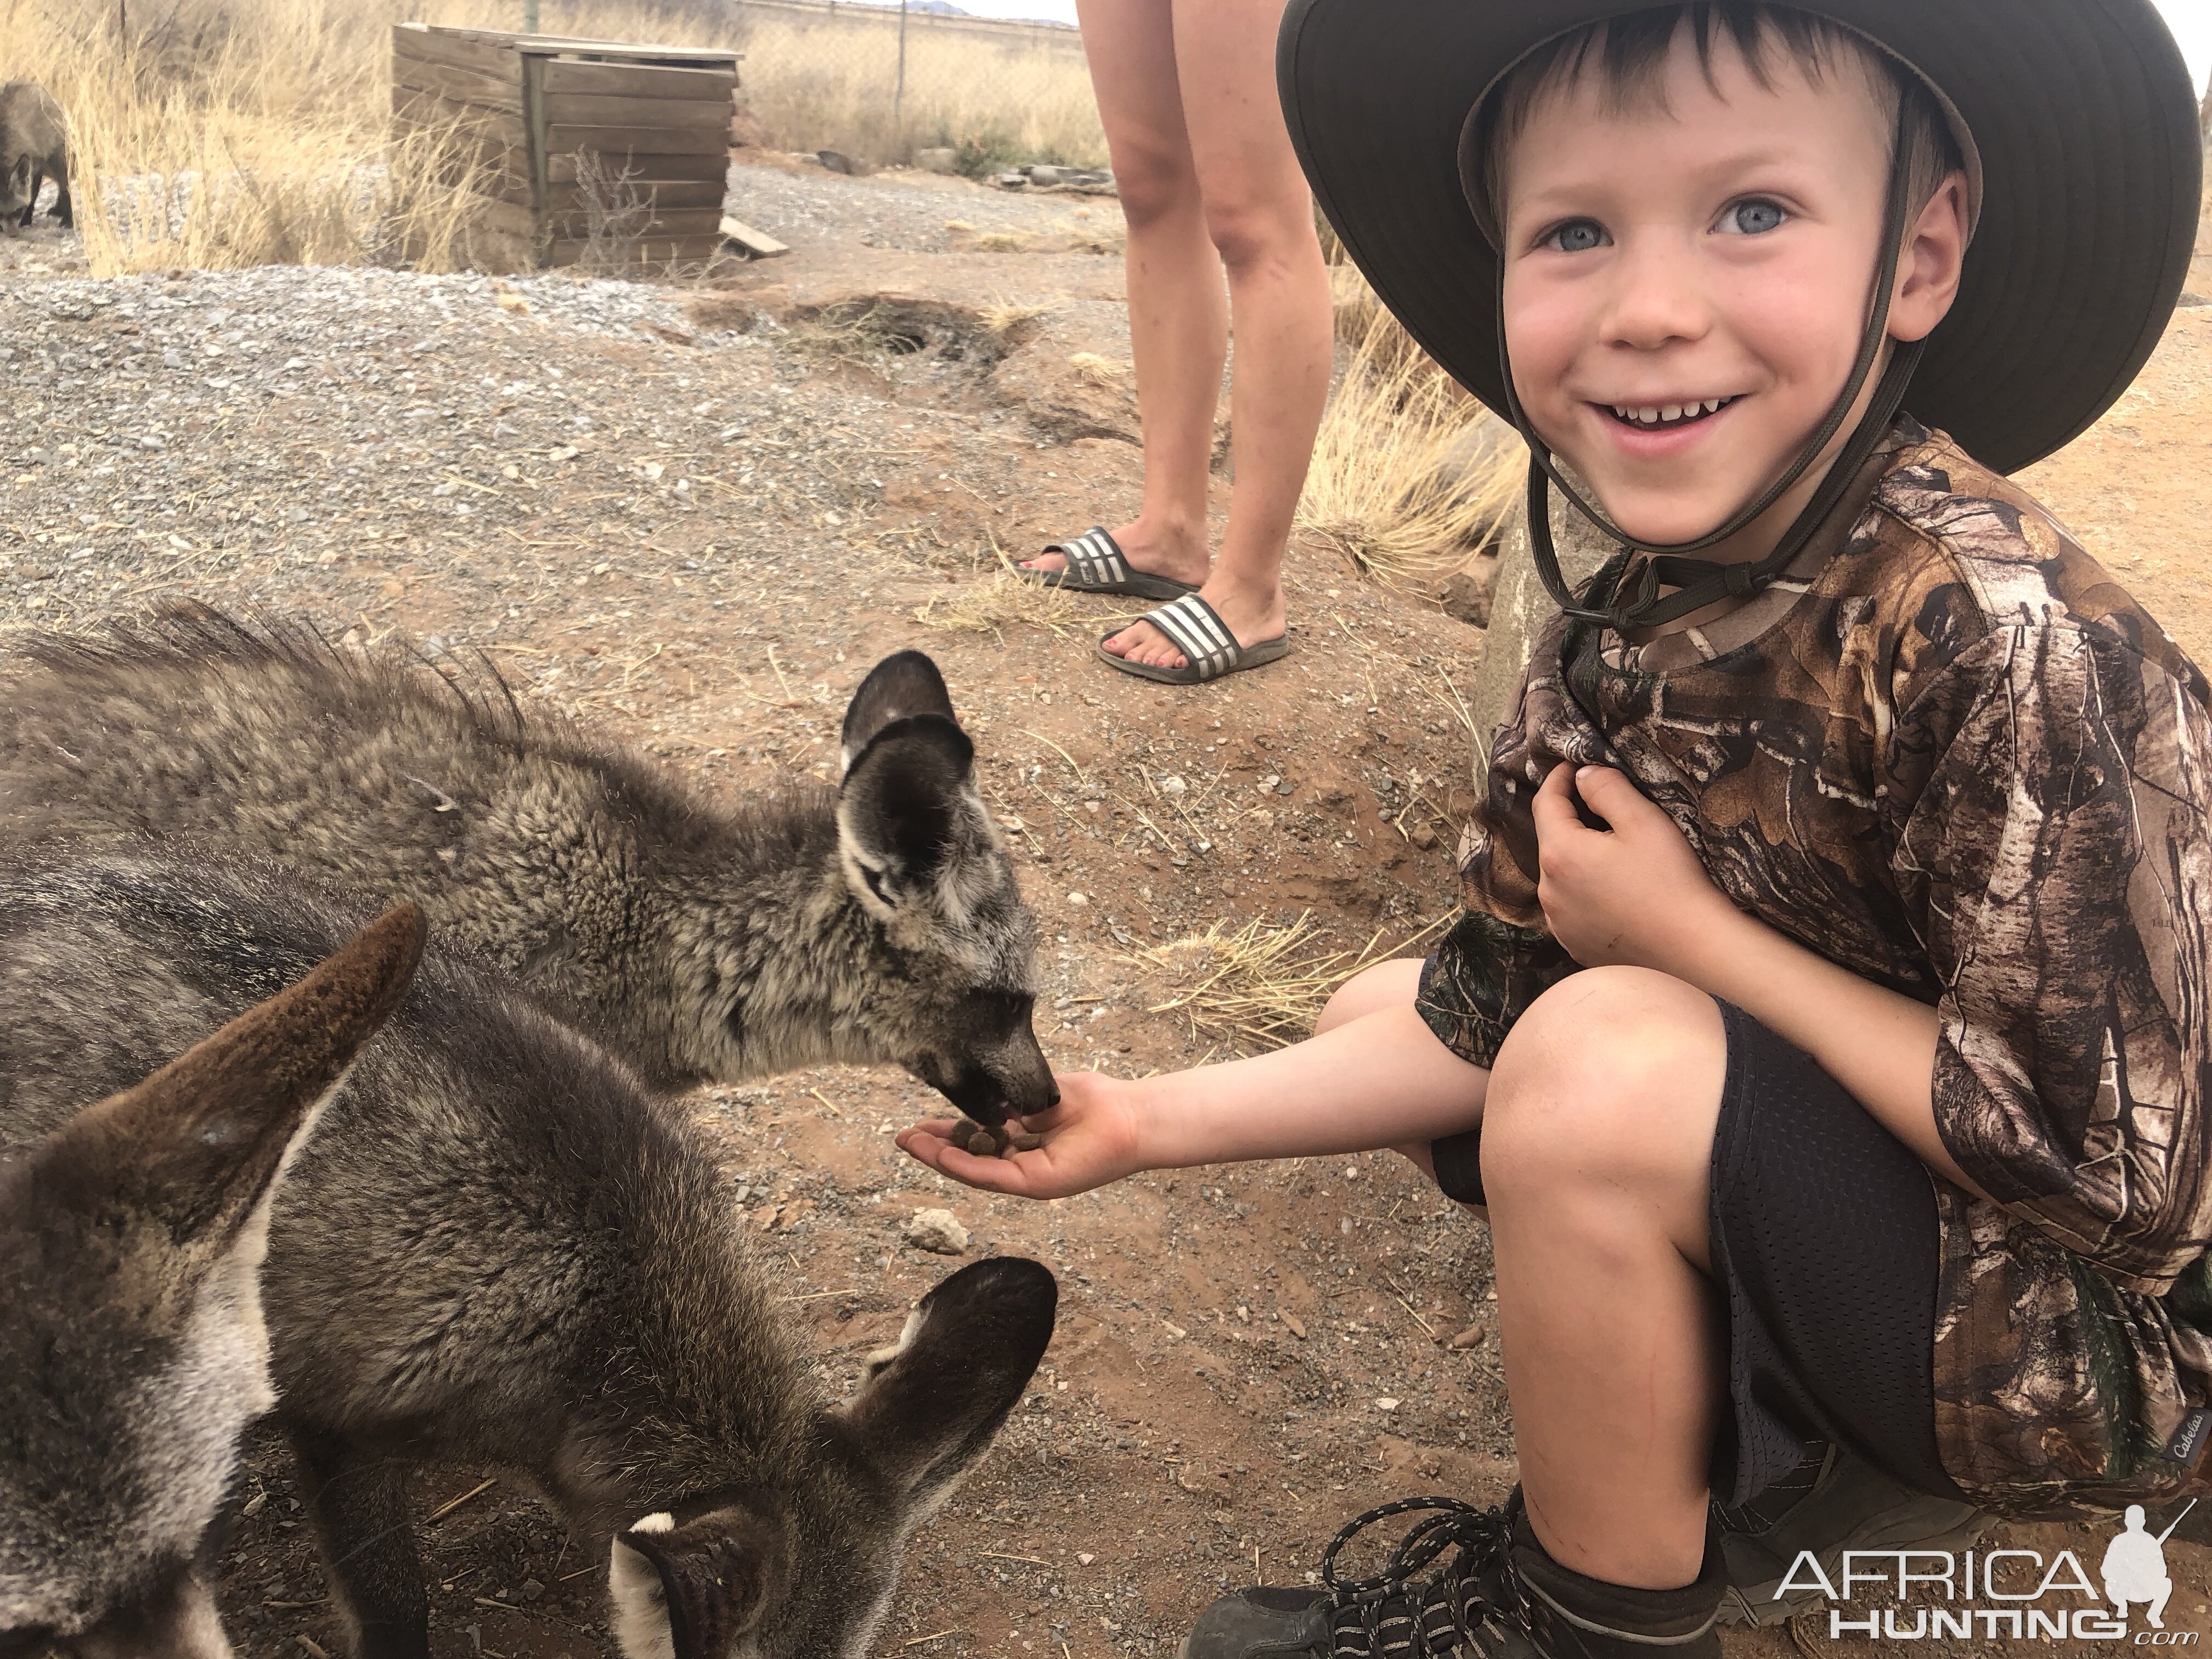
905, 1207, 969, 1255
1066, 890, 1088, 905
1410, 823, 1439, 850
1159, 775, 1187, 795
1374, 1398, 1401, 1412
1077, 1552, 1096, 1566
138, 434, 164, 450
1280, 1312, 1307, 1340
520, 1579, 545, 1602
1448, 1322, 1487, 1350
814, 149, 858, 174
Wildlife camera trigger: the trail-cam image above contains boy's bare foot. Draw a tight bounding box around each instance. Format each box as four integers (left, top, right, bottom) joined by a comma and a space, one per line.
1103, 568, 1286, 670
1019, 517, 1208, 590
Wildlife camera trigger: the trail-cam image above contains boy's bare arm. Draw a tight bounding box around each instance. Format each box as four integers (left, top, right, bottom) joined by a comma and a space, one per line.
1533, 764, 1989, 1200
895, 1003, 1489, 1199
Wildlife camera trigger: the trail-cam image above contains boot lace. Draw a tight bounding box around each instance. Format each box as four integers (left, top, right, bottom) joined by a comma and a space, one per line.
1320, 1495, 1521, 1658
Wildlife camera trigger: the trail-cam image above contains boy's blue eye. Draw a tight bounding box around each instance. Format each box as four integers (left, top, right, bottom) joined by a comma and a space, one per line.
1549, 219, 1605, 253
1725, 199, 1786, 235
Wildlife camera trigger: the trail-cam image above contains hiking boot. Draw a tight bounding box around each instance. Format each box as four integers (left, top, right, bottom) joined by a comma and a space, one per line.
1712, 1442, 1985, 1627
1181, 1493, 1724, 1659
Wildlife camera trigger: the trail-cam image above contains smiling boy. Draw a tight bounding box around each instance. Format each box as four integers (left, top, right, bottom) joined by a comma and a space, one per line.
900, 4, 2209, 1656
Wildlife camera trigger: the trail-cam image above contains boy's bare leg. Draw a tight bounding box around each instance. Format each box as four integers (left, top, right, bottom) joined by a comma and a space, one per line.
1031, 0, 1220, 594
1483, 966, 1728, 1590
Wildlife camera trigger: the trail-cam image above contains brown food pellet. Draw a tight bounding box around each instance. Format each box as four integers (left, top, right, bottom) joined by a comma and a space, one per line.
1008, 1132, 1045, 1153
961, 1128, 1000, 1156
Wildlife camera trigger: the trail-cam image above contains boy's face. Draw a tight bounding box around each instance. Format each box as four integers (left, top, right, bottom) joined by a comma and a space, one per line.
1498, 36, 1905, 546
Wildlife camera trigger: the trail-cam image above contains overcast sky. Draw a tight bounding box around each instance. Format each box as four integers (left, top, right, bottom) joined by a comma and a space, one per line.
950, 0, 2212, 95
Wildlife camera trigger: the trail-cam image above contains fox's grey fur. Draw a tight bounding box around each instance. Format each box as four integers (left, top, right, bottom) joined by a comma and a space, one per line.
0, 607, 1053, 1125
0, 902, 424, 1659
0, 855, 1059, 1659
0, 82, 69, 229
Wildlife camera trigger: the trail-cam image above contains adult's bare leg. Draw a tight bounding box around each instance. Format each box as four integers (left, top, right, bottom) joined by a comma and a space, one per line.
1102, 0, 1333, 669
1481, 967, 1729, 1590
1024, 0, 1221, 592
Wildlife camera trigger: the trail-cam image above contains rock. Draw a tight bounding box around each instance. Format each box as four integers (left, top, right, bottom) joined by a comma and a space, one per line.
1437, 551, 1501, 627
1448, 1322, 1487, 1350
814, 149, 860, 176
992, 171, 1028, 189
912, 146, 957, 174
1464, 476, 1615, 786
2182, 292, 2210, 309
905, 1207, 969, 1255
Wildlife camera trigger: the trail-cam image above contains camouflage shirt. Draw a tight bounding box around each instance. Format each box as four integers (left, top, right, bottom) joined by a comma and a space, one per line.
1423, 417, 2212, 1509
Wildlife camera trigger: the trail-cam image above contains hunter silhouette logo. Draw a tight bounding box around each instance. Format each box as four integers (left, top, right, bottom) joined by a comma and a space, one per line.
2103, 1502, 2190, 1630
1780, 1498, 2204, 1642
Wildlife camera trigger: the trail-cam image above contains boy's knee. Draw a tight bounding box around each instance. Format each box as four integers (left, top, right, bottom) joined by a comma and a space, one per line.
1482, 968, 1724, 1184
1314, 956, 1424, 1034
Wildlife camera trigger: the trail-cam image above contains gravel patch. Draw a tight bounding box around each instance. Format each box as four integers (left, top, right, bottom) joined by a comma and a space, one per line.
727, 153, 1127, 253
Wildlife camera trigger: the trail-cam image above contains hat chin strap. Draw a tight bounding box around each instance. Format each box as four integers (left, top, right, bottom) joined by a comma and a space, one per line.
1499, 99, 1926, 633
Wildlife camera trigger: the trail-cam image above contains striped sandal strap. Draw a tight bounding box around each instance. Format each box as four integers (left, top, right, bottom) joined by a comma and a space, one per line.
1048, 526, 1130, 587
1143, 592, 1242, 681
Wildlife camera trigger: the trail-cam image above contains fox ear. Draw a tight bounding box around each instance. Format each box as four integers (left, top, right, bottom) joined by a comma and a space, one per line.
28, 903, 425, 1269
840, 650, 956, 777
845, 1257, 1056, 1513
836, 714, 980, 918
609, 1505, 787, 1659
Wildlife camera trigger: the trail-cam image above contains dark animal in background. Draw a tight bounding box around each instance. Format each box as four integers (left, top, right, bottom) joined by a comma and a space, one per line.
0, 608, 1054, 1129
0, 82, 70, 229
0, 904, 422, 1659
0, 855, 1059, 1659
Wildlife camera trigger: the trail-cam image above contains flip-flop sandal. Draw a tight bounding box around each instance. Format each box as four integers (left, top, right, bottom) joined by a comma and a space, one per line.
1022, 526, 1200, 600
1096, 592, 1290, 685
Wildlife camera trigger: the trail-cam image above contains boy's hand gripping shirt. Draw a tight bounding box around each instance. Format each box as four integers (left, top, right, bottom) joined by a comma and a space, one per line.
1425, 417, 2212, 1506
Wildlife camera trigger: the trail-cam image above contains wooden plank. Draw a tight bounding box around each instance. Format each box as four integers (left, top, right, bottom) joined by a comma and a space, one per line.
544, 233, 727, 268
393, 56, 523, 116
543, 207, 724, 238
522, 52, 551, 223
540, 58, 733, 101
719, 213, 788, 258
393, 24, 522, 82
542, 91, 732, 131
546, 149, 725, 183
390, 86, 529, 150
547, 122, 728, 157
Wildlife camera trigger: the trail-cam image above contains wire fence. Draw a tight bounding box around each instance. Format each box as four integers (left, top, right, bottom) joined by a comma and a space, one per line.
725, 0, 1106, 172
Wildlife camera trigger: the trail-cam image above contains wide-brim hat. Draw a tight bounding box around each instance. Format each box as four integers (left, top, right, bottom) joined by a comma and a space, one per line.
1277, 0, 2201, 476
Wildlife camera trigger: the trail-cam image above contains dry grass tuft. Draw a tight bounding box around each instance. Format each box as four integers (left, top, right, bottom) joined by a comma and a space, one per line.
973, 230, 1030, 253
1299, 267, 1525, 585
912, 565, 1081, 640
982, 299, 1053, 335
1129, 911, 1452, 1053
1068, 351, 1126, 386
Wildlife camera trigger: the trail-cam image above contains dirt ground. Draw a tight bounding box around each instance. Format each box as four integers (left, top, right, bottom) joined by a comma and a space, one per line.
7, 155, 2212, 1658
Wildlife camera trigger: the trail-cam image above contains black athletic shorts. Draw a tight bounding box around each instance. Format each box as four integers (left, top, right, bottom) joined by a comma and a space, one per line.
1425, 989, 1967, 1508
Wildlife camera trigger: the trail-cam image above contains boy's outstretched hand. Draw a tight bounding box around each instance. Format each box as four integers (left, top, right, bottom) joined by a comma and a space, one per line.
1532, 763, 1742, 975
895, 1071, 1144, 1199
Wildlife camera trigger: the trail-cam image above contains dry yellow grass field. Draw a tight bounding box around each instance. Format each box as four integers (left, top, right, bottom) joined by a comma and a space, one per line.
0, 0, 1102, 275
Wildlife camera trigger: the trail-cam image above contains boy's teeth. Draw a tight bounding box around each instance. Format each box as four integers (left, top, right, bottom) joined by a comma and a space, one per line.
1611, 396, 1733, 426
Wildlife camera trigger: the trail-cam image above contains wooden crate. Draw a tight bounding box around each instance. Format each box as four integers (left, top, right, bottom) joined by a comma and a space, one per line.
392, 22, 742, 272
